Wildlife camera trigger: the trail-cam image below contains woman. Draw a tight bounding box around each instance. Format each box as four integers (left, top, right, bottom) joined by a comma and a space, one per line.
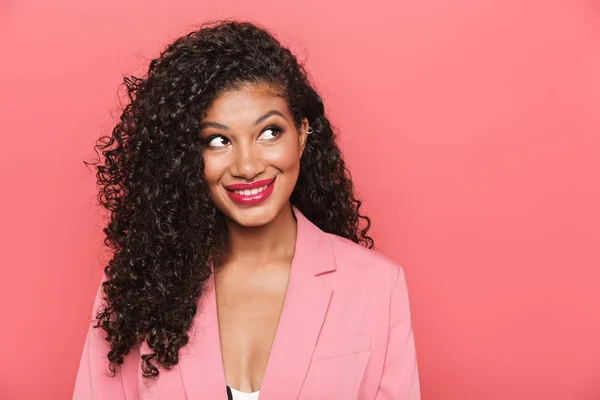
75, 21, 420, 400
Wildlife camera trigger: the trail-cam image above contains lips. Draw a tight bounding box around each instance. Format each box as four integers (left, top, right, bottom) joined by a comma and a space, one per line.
224, 177, 276, 206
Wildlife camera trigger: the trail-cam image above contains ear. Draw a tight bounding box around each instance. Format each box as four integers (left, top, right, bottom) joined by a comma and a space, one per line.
298, 118, 309, 156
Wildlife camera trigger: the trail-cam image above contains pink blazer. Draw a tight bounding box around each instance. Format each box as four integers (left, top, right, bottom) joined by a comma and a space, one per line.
74, 208, 420, 399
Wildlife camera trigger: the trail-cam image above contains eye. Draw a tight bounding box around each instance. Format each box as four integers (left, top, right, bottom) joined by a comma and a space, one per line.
258, 126, 283, 141
207, 135, 230, 148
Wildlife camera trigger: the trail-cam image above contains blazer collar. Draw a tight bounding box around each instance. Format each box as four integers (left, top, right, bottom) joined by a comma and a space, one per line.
291, 205, 337, 277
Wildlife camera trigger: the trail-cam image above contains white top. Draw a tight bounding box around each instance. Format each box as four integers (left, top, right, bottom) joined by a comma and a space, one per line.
227, 386, 260, 400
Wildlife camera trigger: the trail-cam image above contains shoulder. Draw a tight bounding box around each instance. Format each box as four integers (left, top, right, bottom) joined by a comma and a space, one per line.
325, 232, 404, 288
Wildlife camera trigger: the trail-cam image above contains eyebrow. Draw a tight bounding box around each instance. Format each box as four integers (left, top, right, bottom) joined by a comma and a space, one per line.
199, 110, 286, 131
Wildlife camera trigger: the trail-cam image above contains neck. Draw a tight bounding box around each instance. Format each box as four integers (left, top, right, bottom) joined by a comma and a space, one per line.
225, 203, 297, 266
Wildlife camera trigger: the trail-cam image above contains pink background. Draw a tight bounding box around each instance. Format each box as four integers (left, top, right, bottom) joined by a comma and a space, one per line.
1, 0, 599, 398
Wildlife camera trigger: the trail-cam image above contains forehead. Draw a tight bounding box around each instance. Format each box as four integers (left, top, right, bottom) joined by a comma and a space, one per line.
202, 83, 291, 122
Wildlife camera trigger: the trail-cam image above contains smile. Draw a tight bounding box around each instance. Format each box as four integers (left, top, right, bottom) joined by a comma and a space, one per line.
232, 184, 269, 196
224, 178, 276, 206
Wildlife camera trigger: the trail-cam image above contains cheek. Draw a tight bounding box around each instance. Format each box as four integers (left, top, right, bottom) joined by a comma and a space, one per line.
266, 138, 301, 171
202, 153, 226, 187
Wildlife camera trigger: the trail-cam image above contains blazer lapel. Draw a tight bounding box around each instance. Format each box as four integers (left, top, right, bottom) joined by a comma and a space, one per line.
178, 271, 228, 399
258, 206, 337, 399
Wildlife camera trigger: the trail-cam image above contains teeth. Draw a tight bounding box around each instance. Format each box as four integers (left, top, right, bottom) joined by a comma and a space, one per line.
234, 185, 268, 196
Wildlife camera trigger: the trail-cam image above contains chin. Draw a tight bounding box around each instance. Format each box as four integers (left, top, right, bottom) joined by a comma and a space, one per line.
228, 204, 280, 227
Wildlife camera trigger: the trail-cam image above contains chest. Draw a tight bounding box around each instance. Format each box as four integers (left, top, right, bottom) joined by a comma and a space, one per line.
214, 265, 290, 391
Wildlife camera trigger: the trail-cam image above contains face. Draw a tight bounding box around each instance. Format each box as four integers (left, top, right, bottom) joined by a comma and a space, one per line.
200, 83, 309, 227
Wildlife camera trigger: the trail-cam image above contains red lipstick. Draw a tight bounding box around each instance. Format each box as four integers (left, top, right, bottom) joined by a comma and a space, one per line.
224, 178, 276, 206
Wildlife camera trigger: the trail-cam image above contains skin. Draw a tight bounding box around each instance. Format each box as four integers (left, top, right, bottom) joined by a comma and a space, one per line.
200, 82, 309, 393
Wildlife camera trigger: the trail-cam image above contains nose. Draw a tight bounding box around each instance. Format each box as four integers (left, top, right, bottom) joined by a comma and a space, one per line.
231, 142, 266, 181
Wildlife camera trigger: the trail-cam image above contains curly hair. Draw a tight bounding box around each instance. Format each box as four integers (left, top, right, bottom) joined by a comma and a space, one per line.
85, 20, 374, 378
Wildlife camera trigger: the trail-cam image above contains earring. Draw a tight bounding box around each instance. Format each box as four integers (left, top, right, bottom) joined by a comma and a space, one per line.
306, 127, 313, 135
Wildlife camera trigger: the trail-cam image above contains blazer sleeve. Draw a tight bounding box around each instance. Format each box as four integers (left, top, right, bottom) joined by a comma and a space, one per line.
73, 275, 136, 400
375, 267, 421, 400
